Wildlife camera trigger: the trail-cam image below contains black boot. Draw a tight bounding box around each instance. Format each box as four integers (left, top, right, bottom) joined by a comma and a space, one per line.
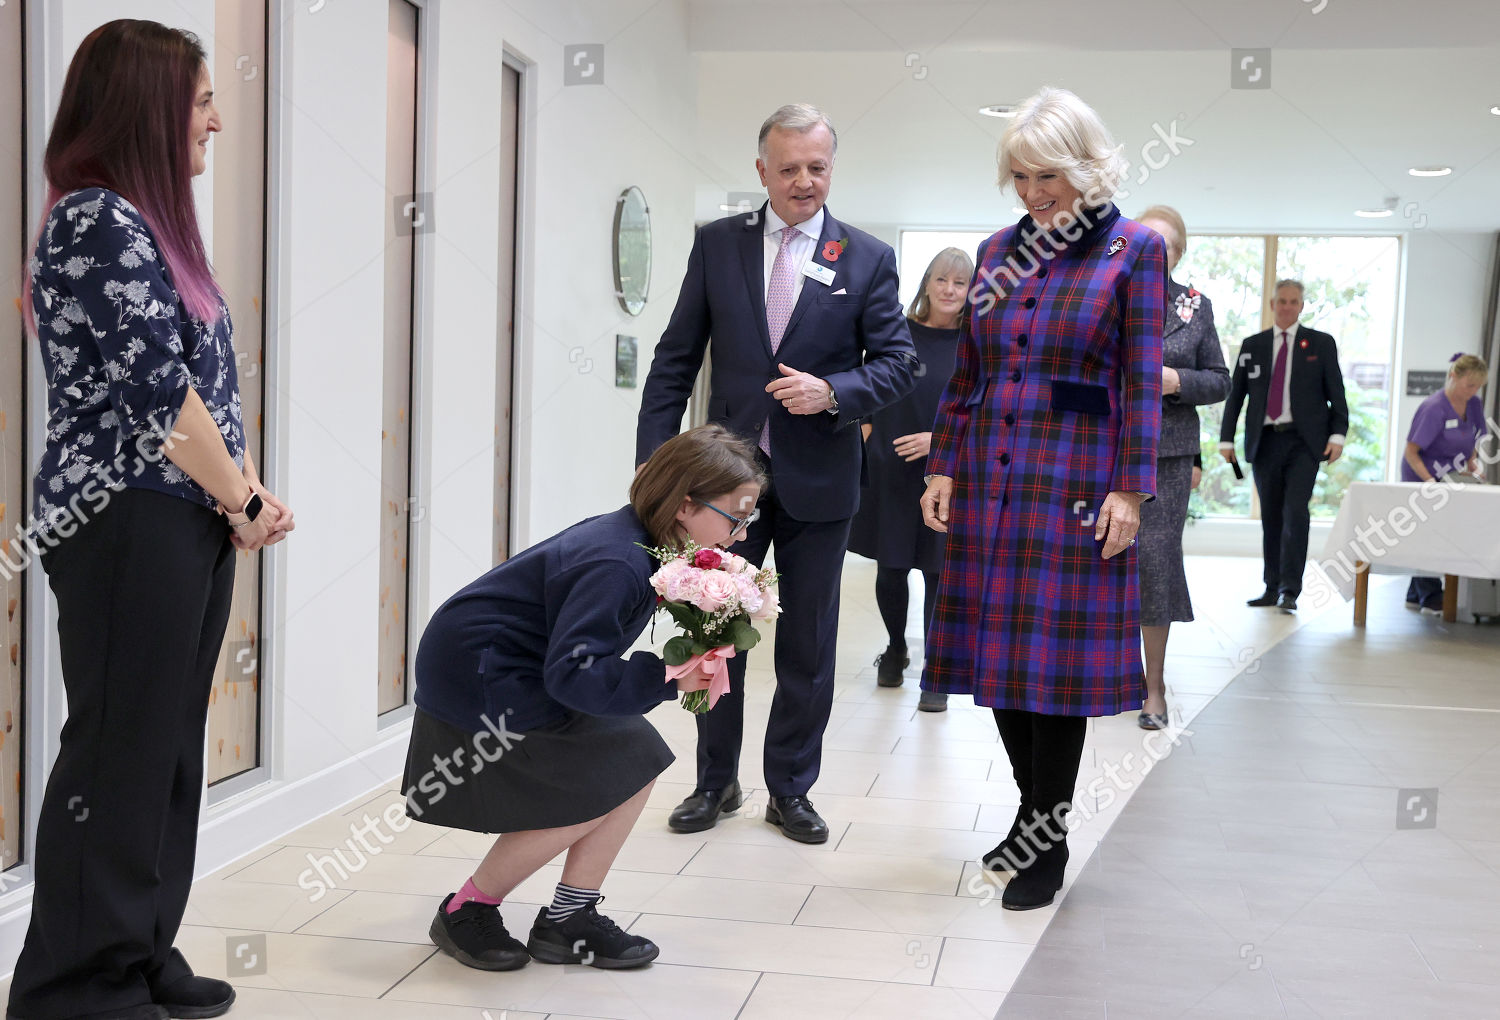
986, 709, 1034, 873
1001, 811, 1071, 910
983, 801, 1035, 874
1000, 711, 1086, 910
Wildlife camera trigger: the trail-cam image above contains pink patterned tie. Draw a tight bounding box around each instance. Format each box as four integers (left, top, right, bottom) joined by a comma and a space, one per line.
1267, 330, 1289, 421
760, 225, 798, 454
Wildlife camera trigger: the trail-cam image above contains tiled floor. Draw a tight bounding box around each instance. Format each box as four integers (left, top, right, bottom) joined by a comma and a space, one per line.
8, 554, 1452, 1018
998, 569, 1500, 1019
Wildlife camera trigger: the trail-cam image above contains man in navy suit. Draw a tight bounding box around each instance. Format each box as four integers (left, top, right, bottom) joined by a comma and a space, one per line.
636, 104, 916, 843
1220, 279, 1350, 612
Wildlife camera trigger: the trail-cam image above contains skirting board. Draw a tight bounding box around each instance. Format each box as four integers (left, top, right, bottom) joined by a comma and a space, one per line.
0, 722, 412, 978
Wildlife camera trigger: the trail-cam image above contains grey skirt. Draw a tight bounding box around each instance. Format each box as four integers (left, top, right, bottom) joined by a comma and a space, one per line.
402, 708, 674, 833
1138, 453, 1195, 626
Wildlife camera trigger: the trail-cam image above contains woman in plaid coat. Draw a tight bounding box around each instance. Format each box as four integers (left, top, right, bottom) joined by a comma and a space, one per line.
920, 87, 1165, 911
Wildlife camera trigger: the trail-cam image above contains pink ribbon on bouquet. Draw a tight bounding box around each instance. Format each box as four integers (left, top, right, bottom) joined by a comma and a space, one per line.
664, 644, 736, 709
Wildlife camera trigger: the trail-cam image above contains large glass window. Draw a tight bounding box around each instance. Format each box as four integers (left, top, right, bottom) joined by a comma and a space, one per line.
1276, 236, 1400, 517
207, 0, 271, 786
380, 0, 421, 715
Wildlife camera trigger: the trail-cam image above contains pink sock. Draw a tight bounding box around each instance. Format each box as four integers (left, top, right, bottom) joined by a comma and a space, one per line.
447, 876, 503, 913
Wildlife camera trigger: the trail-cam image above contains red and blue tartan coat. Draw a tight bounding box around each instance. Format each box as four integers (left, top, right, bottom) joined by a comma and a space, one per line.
921, 204, 1166, 716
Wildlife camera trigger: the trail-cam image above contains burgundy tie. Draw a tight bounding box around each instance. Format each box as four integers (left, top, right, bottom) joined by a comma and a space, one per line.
1267, 331, 1289, 421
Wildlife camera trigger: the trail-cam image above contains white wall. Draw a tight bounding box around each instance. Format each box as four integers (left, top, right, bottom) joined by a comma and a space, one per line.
504, 0, 701, 548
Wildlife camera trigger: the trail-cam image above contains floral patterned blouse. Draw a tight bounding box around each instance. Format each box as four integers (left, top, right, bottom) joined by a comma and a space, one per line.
30, 188, 244, 536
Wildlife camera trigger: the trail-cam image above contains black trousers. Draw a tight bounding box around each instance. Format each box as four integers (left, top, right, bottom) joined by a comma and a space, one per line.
9, 489, 235, 1018
1251, 428, 1321, 598
696, 462, 852, 798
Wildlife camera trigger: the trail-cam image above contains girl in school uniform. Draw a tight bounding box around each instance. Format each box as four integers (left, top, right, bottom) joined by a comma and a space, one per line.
404, 424, 764, 971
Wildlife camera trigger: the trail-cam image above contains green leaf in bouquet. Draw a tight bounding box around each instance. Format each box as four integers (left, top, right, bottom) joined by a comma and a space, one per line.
663, 635, 698, 666
661, 599, 705, 635
725, 616, 760, 651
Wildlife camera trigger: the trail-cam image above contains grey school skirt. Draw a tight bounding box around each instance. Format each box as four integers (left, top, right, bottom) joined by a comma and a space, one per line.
402, 707, 674, 833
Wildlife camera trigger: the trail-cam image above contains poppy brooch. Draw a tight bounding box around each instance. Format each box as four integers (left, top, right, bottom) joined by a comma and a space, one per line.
1107, 236, 1128, 256
823, 237, 848, 262
1174, 288, 1202, 324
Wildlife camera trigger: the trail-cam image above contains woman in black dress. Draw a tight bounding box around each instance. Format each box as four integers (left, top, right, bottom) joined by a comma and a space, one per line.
848, 247, 972, 711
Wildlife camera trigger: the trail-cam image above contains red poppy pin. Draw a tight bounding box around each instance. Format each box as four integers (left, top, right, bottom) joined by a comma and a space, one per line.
1107, 236, 1127, 256
823, 237, 848, 262
1299, 338, 1309, 349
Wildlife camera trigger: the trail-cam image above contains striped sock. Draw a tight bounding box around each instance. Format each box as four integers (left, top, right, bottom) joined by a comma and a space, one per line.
545, 882, 600, 922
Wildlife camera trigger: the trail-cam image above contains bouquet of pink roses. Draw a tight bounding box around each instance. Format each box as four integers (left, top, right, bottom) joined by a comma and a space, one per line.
641, 542, 781, 713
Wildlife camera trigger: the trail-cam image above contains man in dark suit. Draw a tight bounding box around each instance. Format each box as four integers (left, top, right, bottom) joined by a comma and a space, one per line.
636, 104, 916, 843
1220, 279, 1349, 611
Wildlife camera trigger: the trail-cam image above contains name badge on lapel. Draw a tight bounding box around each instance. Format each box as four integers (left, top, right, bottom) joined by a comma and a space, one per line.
802, 262, 836, 287
1446, 418, 1460, 429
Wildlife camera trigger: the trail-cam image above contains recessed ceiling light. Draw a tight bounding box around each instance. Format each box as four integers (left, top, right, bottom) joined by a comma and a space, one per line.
1354, 208, 1395, 218
1408, 166, 1452, 177
979, 105, 1017, 118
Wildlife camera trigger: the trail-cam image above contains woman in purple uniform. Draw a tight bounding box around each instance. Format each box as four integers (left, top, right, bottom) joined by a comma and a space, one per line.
1401, 353, 1489, 612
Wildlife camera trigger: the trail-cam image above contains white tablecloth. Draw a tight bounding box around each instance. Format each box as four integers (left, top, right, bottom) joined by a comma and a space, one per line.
1318, 481, 1500, 600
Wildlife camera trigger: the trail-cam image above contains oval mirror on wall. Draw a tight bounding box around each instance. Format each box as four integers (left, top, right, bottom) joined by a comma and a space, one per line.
613, 186, 651, 316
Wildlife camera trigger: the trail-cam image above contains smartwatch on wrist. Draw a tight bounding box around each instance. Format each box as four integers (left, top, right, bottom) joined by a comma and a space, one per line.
227, 492, 263, 529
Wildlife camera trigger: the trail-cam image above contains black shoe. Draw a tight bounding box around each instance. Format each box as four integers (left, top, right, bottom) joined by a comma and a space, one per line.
875, 647, 910, 687
765, 795, 829, 844
1002, 839, 1070, 910
917, 690, 948, 713
527, 898, 659, 969
1137, 710, 1168, 731
667, 779, 742, 833
1276, 593, 1298, 612
150, 974, 235, 1020
429, 893, 530, 971
1246, 591, 1279, 607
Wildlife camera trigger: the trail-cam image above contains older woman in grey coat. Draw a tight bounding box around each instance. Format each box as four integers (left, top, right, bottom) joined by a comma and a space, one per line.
1135, 206, 1230, 730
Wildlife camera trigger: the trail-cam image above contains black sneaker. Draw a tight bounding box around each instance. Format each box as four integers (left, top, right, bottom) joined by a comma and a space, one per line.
875, 647, 909, 687
527, 897, 659, 969
429, 893, 530, 971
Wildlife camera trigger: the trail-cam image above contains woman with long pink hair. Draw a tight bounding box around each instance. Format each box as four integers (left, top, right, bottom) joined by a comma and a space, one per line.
10, 20, 291, 1020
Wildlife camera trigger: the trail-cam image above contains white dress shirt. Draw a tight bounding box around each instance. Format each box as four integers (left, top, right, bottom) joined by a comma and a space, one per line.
762, 204, 823, 306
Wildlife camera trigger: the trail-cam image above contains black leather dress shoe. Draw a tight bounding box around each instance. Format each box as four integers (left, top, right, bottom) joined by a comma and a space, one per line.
667, 779, 742, 833
151, 974, 235, 1019
765, 795, 829, 844
1276, 593, 1298, 612
1246, 591, 1279, 607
